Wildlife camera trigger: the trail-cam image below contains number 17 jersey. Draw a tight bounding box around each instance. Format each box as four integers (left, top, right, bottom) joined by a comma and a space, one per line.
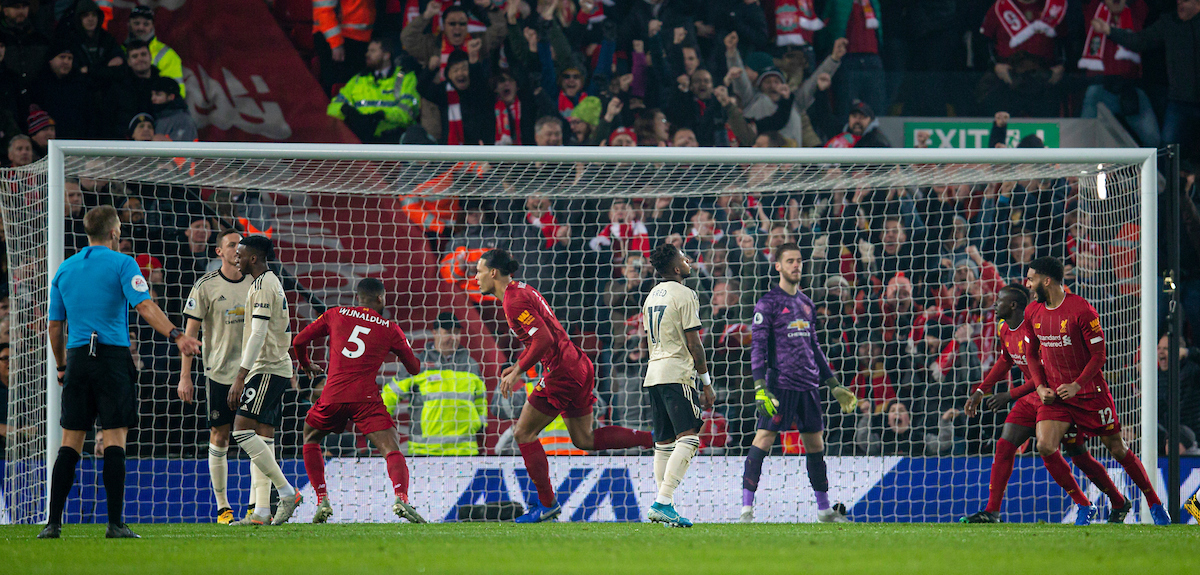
642, 281, 702, 387
292, 306, 421, 403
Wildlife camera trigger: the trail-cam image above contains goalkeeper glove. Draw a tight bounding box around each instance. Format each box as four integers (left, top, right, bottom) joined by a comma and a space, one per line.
754, 380, 779, 418
825, 377, 857, 414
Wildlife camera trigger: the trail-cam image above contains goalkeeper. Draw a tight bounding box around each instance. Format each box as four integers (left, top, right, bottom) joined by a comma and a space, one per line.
741, 242, 857, 523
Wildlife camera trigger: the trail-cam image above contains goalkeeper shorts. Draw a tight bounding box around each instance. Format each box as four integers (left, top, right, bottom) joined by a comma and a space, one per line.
756, 387, 824, 434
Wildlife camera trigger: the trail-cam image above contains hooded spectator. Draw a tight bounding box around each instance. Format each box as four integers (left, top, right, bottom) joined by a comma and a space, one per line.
0, 0, 49, 96
417, 42, 491, 145
57, 0, 122, 78
125, 5, 183, 96
150, 76, 196, 142
29, 41, 90, 138
825, 99, 890, 148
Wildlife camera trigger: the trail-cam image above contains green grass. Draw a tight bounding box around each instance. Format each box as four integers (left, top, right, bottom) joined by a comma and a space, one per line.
2, 522, 1199, 574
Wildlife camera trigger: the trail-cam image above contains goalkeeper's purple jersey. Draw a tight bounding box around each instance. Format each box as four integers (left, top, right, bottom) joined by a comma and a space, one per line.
751, 286, 835, 391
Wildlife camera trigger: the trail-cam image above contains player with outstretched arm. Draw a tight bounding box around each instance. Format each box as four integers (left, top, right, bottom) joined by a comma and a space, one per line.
1025, 256, 1170, 526
477, 249, 655, 523
962, 284, 1130, 524
293, 278, 427, 524
641, 244, 716, 528
741, 242, 857, 523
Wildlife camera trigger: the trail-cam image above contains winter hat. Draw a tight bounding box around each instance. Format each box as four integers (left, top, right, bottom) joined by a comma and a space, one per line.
130, 5, 154, 21
151, 76, 180, 98
755, 66, 785, 88
135, 254, 164, 278
608, 126, 637, 145
571, 96, 601, 127
744, 52, 774, 74
433, 312, 462, 331
26, 106, 54, 136
127, 112, 154, 135
953, 255, 980, 279
849, 99, 875, 119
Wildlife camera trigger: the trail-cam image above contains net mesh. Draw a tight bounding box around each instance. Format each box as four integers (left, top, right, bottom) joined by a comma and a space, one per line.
2, 151, 1148, 524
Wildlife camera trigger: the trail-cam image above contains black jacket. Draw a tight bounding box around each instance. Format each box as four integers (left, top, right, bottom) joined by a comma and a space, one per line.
1109, 13, 1200, 104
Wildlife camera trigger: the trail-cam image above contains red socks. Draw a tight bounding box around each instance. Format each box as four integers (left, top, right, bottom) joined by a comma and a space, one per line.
1042, 450, 1092, 506
593, 426, 654, 450
986, 438, 1018, 513
302, 443, 327, 502
385, 450, 410, 498
1069, 450, 1126, 508
1118, 451, 1162, 506
518, 440, 557, 507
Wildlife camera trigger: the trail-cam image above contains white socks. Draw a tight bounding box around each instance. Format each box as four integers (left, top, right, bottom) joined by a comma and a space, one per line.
233, 430, 296, 513
253, 438, 272, 518
655, 435, 700, 506
653, 441, 676, 491
208, 443, 229, 510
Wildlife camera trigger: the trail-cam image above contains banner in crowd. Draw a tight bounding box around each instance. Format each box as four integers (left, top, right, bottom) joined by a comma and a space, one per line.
6, 457, 1197, 525
108, 0, 356, 143
904, 121, 1061, 148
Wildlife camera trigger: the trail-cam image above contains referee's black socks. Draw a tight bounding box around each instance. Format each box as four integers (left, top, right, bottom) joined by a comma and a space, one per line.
48, 446, 81, 525
103, 446, 127, 525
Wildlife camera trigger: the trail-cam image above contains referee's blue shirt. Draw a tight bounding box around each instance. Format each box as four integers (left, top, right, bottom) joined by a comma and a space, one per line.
49, 245, 152, 349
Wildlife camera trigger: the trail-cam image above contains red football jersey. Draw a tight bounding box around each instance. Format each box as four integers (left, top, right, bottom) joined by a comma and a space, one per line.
293, 306, 421, 403
974, 315, 1044, 397
503, 281, 584, 376
1027, 293, 1109, 401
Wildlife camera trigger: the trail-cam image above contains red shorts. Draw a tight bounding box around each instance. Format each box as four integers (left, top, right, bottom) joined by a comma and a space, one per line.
527, 356, 596, 419
1036, 392, 1121, 438
1005, 394, 1042, 428
305, 399, 395, 436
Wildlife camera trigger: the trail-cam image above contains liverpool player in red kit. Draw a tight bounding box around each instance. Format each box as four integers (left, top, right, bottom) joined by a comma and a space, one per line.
1025, 257, 1170, 525
292, 278, 427, 524
476, 249, 654, 523
962, 284, 1129, 524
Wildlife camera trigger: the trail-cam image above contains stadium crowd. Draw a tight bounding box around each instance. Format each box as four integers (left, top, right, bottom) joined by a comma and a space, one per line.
1, 0, 1199, 460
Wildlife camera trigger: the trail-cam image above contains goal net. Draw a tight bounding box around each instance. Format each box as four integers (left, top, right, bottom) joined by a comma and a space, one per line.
1, 144, 1158, 524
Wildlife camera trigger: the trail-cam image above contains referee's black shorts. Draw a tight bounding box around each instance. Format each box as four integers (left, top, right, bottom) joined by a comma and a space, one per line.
61, 344, 139, 431
236, 373, 288, 428
647, 383, 704, 441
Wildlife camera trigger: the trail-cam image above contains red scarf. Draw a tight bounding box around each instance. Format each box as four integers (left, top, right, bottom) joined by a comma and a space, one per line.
558, 91, 585, 118
576, 0, 612, 25
494, 97, 522, 145
1078, 2, 1140, 72
936, 339, 959, 374
439, 36, 467, 76
995, 0, 1067, 48
825, 132, 860, 148
775, 0, 824, 46
527, 211, 561, 248
446, 82, 464, 145
858, 0, 879, 30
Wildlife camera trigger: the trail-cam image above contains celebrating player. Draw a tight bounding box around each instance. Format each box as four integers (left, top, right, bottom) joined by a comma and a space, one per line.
1025, 257, 1170, 525
177, 229, 252, 525
228, 235, 303, 526
961, 284, 1130, 524
741, 242, 857, 523
293, 278, 427, 524
477, 249, 654, 523
641, 244, 716, 528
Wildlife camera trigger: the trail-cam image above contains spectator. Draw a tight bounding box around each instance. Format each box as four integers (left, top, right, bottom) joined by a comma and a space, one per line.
824, 99, 890, 148
29, 44, 90, 139
312, 0, 375, 95
127, 112, 153, 141
727, 32, 846, 148
1096, 0, 1200, 162
125, 5, 183, 96
997, 229, 1037, 283
978, 0, 1067, 117
24, 104, 53, 159
0, 35, 22, 147
602, 255, 652, 427
64, 179, 87, 254
683, 208, 723, 265
417, 41, 491, 145
170, 217, 214, 301
150, 76, 196, 142
1158, 334, 1200, 451
4, 132, 31, 167
567, 95, 600, 145
0, 0, 49, 98
57, 0, 122, 78
906, 318, 980, 455
533, 114, 563, 146
608, 125, 637, 146
589, 198, 650, 272
670, 126, 698, 147
820, 0, 886, 119
666, 68, 729, 146
105, 39, 157, 135
729, 229, 771, 303
409, 312, 481, 376
327, 38, 419, 143
1079, 0, 1159, 147
449, 199, 510, 252
404, 1, 507, 139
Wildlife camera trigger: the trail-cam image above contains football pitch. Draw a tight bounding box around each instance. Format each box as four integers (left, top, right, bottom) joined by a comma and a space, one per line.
2, 523, 1199, 574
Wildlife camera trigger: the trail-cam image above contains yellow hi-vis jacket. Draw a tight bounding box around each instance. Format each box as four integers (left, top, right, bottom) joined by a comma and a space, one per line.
384, 369, 486, 456
327, 67, 420, 137
148, 36, 185, 97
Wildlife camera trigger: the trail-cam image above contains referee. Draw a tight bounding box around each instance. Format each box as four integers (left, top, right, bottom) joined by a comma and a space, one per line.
39, 205, 201, 539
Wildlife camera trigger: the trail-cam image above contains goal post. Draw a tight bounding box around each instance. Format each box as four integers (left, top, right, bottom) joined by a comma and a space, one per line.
5, 140, 1161, 524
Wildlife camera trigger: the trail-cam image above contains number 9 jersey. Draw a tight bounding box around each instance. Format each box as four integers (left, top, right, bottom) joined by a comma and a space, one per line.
293, 306, 421, 403
642, 280, 702, 388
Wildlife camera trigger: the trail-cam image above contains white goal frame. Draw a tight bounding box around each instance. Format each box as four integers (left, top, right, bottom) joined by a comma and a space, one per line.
42, 140, 1160, 522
